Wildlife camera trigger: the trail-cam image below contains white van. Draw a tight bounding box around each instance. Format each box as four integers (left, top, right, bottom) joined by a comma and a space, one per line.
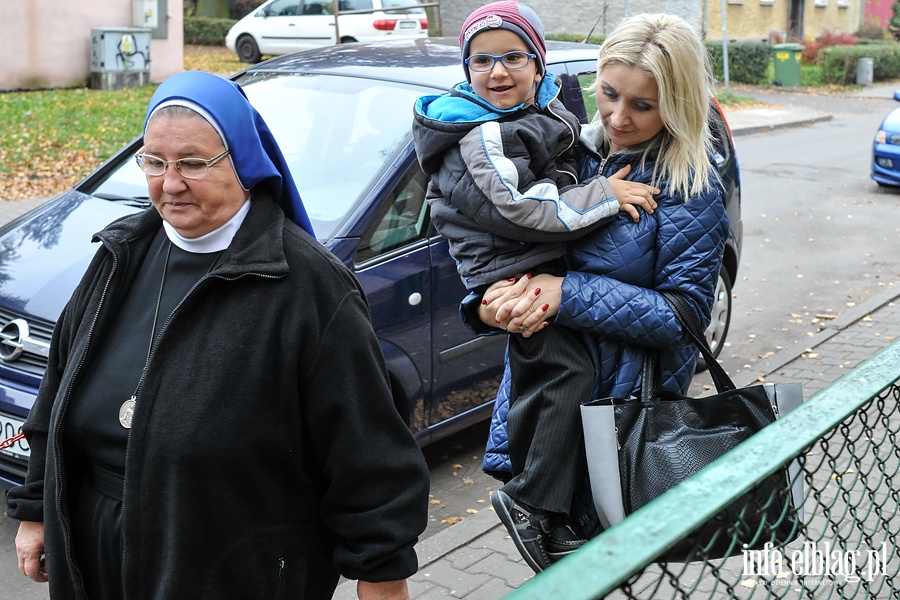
225, 0, 428, 63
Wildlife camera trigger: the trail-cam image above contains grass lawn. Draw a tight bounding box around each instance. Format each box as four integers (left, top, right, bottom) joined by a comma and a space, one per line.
0, 48, 831, 202
0, 46, 246, 201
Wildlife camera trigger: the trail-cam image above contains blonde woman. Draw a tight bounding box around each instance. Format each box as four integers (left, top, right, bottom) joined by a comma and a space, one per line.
470, 13, 731, 569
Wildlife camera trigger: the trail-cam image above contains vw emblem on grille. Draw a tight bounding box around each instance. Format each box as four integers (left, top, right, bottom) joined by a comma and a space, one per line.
0, 319, 31, 362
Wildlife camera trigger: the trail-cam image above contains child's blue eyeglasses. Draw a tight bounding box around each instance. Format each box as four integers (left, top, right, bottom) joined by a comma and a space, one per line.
465, 51, 537, 72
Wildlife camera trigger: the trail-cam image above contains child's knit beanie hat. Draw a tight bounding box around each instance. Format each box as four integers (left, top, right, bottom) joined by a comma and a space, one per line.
459, 1, 546, 82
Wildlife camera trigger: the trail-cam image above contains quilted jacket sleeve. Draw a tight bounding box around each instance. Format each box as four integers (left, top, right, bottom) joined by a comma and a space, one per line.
555, 184, 729, 350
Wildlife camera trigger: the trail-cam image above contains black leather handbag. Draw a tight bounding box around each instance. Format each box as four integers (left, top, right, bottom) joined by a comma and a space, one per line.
580, 291, 804, 560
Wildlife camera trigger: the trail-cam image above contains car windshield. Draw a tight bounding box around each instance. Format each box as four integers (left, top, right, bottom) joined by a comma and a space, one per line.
93, 72, 429, 240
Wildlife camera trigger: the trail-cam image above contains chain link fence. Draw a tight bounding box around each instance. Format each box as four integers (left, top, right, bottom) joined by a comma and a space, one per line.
611, 380, 899, 599
508, 341, 900, 600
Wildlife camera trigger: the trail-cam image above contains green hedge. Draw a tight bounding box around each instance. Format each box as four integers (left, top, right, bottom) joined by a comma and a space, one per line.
706, 40, 770, 84
184, 16, 237, 45
820, 42, 900, 84
547, 36, 769, 84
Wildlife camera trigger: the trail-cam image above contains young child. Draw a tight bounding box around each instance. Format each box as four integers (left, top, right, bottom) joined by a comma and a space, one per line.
412, 1, 658, 572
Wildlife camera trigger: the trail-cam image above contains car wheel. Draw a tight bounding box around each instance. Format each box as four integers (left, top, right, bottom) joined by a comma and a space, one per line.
340, 36, 358, 44
236, 36, 262, 63
697, 267, 732, 371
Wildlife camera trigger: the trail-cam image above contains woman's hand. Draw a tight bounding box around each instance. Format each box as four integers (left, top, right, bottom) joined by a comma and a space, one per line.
480, 273, 564, 338
16, 521, 47, 583
608, 164, 659, 222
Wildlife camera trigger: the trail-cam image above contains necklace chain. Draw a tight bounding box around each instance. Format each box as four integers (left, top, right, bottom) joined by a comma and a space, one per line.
119, 243, 171, 429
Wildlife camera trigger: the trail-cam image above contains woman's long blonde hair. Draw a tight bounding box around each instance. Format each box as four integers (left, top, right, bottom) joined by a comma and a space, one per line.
594, 13, 714, 199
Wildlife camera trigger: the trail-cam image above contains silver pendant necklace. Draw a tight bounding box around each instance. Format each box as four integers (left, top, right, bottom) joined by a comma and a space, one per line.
119, 243, 171, 429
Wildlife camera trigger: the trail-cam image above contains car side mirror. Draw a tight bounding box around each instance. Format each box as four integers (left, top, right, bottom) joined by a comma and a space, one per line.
893, 91, 900, 103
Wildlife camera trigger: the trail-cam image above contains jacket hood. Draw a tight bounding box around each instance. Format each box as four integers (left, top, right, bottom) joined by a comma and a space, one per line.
415, 74, 560, 124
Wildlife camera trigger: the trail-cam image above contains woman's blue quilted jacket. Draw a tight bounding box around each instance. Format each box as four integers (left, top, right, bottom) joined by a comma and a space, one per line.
479, 133, 731, 483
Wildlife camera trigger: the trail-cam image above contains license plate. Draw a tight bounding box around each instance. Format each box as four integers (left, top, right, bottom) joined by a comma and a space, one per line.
398, 20, 417, 29
0, 413, 30, 460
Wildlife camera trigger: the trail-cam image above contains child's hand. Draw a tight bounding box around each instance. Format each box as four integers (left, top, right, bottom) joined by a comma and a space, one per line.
480, 275, 529, 329
608, 164, 659, 222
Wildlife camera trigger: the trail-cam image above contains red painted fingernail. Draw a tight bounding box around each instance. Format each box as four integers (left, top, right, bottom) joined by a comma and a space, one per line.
533, 288, 541, 295
508, 278, 516, 282
541, 304, 549, 311
526, 273, 533, 279
542, 322, 550, 329
482, 299, 488, 305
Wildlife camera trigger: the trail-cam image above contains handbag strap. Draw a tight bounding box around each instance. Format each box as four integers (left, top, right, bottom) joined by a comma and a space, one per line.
640, 346, 660, 403
660, 290, 738, 393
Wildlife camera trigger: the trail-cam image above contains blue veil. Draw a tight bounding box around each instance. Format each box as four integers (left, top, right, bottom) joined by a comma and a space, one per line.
145, 71, 314, 237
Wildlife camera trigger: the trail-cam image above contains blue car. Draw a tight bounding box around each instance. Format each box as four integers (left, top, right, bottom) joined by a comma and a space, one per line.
0, 38, 742, 487
871, 90, 900, 187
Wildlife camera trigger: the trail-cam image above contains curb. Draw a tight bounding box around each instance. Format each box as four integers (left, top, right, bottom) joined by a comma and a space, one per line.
732, 284, 900, 389
729, 113, 832, 137
722, 104, 834, 137
416, 507, 500, 567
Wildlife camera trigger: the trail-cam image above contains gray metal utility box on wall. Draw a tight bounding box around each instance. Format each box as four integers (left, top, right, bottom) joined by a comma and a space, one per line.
90, 28, 151, 90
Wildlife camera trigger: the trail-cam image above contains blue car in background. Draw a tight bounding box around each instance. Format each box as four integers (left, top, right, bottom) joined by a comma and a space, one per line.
0, 38, 742, 487
871, 90, 900, 187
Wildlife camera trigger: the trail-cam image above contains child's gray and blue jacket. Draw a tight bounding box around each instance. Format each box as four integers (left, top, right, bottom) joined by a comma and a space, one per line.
412, 76, 619, 290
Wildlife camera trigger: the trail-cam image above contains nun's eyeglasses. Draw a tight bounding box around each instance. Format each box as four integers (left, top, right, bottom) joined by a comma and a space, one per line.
465, 51, 536, 72
134, 148, 231, 179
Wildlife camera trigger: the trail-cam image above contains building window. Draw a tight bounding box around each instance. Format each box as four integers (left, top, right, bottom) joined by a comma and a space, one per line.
814, 0, 827, 6
836, 0, 849, 6
727, 0, 744, 4
760, 0, 774, 5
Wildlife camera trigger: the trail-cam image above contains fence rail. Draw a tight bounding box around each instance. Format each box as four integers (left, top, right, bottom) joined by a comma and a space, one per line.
507, 339, 900, 600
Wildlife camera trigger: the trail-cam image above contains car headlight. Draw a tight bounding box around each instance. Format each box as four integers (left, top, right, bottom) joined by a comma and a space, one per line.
875, 130, 887, 144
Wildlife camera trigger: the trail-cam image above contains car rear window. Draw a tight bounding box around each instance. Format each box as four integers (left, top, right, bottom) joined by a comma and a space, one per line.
380, 0, 425, 14
339, 0, 373, 10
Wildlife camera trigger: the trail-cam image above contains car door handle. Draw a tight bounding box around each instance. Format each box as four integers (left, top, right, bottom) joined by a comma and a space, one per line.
408, 293, 422, 306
